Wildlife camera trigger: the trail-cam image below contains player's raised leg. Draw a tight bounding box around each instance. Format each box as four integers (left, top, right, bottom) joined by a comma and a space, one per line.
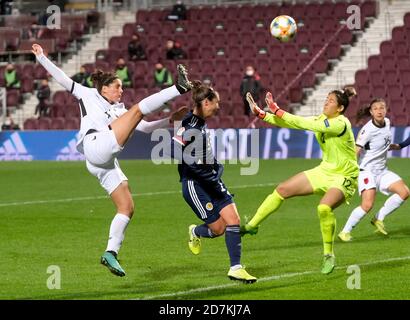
241, 172, 313, 236
110, 65, 193, 146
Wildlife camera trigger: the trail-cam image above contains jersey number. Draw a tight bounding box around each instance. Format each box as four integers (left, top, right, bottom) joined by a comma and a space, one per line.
342, 178, 352, 189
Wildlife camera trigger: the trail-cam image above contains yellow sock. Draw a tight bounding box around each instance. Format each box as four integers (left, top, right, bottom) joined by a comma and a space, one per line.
317, 204, 336, 256
248, 189, 284, 228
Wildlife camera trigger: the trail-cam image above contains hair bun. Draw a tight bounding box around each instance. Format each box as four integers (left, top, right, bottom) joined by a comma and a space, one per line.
91, 69, 104, 82
191, 80, 202, 90
343, 86, 357, 99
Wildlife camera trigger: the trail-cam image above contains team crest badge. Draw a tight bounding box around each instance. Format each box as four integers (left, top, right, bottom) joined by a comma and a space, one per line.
206, 202, 213, 211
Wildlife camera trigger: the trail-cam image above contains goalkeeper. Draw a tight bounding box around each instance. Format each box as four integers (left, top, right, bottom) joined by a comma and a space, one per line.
243, 88, 359, 274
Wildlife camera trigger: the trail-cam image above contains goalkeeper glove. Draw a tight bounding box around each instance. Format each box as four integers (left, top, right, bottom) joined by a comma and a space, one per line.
246, 92, 266, 119
265, 92, 285, 118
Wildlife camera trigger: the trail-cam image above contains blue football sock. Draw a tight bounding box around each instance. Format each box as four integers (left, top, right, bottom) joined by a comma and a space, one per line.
194, 224, 215, 238
225, 225, 241, 267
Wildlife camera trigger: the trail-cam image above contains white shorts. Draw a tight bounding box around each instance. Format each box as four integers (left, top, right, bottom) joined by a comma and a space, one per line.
83, 129, 127, 194
358, 169, 402, 196
86, 158, 128, 194
83, 129, 123, 168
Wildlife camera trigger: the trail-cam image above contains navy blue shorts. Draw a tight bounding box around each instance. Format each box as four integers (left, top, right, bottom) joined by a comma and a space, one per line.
182, 179, 234, 225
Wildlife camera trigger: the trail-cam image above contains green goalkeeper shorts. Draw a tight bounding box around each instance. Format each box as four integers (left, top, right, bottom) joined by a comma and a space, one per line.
304, 165, 358, 203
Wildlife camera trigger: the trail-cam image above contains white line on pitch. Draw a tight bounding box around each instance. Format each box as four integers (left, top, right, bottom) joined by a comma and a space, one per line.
135, 255, 410, 300
0, 182, 277, 208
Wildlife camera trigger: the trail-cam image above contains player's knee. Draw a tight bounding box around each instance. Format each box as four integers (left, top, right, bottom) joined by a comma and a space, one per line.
210, 224, 226, 236
131, 103, 144, 118
398, 186, 410, 200
275, 185, 288, 199
361, 202, 373, 213
117, 203, 134, 217
317, 204, 332, 218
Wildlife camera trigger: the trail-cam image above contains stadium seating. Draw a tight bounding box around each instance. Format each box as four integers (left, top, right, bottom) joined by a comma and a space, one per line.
5, 1, 383, 130
349, 11, 410, 125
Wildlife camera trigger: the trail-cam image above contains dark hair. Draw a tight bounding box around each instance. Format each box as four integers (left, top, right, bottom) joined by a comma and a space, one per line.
191, 80, 218, 107
329, 86, 357, 113
91, 69, 119, 93
356, 98, 386, 122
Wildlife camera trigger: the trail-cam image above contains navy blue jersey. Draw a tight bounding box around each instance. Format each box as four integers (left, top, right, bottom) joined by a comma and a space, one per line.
172, 112, 225, 196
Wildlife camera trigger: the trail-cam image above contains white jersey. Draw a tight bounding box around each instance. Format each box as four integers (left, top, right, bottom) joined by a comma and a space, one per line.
36, 53, 170, 155
356, 118, 392, 174
71, 83, 128, 153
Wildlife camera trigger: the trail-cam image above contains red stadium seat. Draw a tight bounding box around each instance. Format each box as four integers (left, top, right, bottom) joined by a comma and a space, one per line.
219, 115, 234, 128
38, 117, 51, 130
50, 117, 65, 130
65, 117, 80, 130
6, 90, 20, 108
24, 118, 38, 130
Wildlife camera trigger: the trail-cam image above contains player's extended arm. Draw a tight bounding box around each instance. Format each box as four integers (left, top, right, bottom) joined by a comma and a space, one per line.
397, 136, 410, 149
32, 44, 73, 91
264, 92, 346, 135
246, 92, 293, 129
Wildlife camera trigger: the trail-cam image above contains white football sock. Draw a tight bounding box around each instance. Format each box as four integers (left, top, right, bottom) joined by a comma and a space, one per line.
342, 206, 367, 233
106, 213, 130, 254
375, 194, 405, 221
138, 85, 180, 115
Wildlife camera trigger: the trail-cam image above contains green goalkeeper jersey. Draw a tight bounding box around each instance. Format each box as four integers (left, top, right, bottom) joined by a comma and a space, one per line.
264, 112, 359, 177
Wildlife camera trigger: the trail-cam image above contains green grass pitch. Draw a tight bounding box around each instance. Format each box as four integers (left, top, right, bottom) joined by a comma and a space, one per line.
0, 159, 410, 300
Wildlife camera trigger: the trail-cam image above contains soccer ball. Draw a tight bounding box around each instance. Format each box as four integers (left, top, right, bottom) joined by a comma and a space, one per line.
270, 15, 297, 42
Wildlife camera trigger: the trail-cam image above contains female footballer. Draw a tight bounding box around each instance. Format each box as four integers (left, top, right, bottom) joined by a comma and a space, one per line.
243, 88, 359, 275
32, 43, 193, 277
338, 99, 409, 241
172, 81, 257, 283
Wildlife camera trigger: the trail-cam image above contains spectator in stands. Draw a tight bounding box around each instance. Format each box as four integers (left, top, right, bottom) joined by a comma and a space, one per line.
35, 79, 51, 118
115, 58, 132, 88
128, 34, 146, 61
1, 114, 20, 131
4, 63, 21, 89
0, 0, 12, 15
166, 40, 187, 60
166, 0, 187, 21
154, 62, 173, 89
240, 66, 262, 116
72, 66, 92, 87
22, 24, 45, 40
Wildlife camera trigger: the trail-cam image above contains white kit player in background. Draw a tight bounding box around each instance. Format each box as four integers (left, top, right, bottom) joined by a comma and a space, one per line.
32, 43, 193, 276
339, 99, 409, 242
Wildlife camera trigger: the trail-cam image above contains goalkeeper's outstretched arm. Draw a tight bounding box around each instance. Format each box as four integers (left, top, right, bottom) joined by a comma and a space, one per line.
250, 92, 347, 136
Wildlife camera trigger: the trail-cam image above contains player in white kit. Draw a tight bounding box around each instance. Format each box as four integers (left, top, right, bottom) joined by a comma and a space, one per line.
32, 44, 193, 276
338, 99, 409, 241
